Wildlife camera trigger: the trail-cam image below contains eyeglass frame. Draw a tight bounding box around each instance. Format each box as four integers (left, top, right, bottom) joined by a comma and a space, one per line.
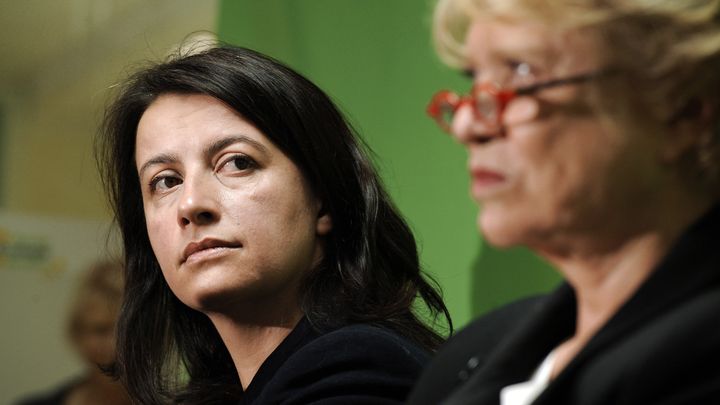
426, 70, 611, 133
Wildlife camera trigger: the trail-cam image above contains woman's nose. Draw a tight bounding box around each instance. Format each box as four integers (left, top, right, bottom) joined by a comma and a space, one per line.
177, 177, 219, 227
450, 102, 503, 144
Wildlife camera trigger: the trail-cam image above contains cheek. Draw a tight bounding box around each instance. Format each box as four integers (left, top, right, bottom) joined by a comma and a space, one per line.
145, 213, 175, 269
506, 128, 557, 194
514, 119, 606, 185
235, 183, 318, 265
238, 189, 313, 243
504, 98, 540, 126
505, 121, 615, 222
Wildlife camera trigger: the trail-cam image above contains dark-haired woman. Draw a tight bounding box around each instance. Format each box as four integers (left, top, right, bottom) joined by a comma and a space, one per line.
97, 45, 450, 404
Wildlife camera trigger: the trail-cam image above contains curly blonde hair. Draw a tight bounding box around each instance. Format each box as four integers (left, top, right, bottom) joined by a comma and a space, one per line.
67, 260, 125, 341
433, 0, 720, 188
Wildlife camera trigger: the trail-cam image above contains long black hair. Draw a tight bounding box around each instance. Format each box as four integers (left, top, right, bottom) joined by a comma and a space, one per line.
97, 45, 451, 404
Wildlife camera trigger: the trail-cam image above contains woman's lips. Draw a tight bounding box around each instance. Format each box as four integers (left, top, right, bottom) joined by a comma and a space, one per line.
183, 246, 236, 266
182, 238, 241, 265
470, 168, 507, 198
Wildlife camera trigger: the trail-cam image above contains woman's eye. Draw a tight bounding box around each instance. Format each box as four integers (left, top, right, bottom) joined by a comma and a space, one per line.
513, 61, 532, 76
219, 154, 257, 174
149, 175, 182, 192
507, 60, 537, 85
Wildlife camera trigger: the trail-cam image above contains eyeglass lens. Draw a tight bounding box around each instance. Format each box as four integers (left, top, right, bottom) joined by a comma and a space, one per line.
476, 90, 500, 126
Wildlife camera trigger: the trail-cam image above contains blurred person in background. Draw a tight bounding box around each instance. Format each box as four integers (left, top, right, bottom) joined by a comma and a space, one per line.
17, 260, 131, 405
97, 45, 451, 404
408, 0, 720, 404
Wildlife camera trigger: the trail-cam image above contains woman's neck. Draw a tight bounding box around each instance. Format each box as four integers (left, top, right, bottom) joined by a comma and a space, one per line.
538, 194, 714, 378
551, 232, 670, 337
207, 305, 304, 390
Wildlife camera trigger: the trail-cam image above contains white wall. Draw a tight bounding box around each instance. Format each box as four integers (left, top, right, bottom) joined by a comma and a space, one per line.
0, 210, 117, 404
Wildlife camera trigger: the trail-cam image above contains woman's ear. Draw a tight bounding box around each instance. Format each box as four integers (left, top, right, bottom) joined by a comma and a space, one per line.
662, 98, 715, 163
316, 205, 333, 236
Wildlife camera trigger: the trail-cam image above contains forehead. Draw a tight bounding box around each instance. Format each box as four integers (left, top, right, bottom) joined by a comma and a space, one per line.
464, 18, 604, 72
134, 94, 272, 160
138, 93, 250, 136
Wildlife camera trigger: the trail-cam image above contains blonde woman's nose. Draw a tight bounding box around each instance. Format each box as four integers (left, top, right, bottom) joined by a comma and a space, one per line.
450, 103, 503, 144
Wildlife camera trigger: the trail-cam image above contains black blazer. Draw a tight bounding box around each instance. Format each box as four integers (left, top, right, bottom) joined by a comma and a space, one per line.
15, 379, 79, 405
408, 204, 720, 405
242, 318, 430, 404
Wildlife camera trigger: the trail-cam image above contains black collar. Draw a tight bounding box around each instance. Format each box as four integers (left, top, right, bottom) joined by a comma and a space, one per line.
241, 317, 320, 404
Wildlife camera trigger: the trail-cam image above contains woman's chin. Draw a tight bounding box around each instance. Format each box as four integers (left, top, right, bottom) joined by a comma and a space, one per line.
477, 209, 527, 248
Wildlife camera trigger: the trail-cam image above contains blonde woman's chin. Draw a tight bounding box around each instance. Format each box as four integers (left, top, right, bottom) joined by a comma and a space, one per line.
476, 206, 527, 249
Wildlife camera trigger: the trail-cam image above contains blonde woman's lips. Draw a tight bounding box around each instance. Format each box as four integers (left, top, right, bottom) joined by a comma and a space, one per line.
470, 167, 506, 198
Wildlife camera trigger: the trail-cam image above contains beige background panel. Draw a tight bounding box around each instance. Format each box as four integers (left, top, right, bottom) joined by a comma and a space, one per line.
0, 1, 218, 402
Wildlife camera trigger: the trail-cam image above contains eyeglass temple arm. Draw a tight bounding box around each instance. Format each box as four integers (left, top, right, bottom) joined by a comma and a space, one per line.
514, 70, 614, 95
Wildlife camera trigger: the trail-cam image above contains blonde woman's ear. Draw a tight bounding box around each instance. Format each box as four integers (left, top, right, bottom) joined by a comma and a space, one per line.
662, 98, 715, 164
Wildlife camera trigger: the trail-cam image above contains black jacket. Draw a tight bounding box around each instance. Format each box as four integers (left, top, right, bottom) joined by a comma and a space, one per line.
408, 204, 720, 405
15, 379, 79, 405
242, 318, 430, 404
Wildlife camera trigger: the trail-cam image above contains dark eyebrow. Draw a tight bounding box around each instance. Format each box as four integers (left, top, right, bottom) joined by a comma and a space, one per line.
137, 135, 270, 179
138, 153, 179, 179
204, 134, 269, 160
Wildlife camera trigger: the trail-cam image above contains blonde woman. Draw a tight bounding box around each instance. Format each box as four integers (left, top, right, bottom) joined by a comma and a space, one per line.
18, 261, 131, 405
409, 1, 720, 404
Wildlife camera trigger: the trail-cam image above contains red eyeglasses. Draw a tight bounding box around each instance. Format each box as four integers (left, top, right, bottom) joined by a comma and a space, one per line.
426, 71, 608, 133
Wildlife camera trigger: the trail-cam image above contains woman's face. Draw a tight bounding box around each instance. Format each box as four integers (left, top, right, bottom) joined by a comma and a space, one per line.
72, 294, 117, 367
452, 19, 668, 250
135, 94, 331, 315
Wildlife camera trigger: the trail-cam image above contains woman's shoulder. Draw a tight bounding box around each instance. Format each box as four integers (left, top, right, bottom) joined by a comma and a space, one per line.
607, 285, 720, 403
286, 322, 431, 383
15, 378, 80, 405
308, 322, 430, 363
406, 295, 547, 405
433, 295, 546, 371
254, 322, 430, 404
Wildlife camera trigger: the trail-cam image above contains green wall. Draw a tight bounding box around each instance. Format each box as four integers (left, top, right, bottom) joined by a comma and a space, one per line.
0, 105, 4, 208
217, 0, 559, 329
